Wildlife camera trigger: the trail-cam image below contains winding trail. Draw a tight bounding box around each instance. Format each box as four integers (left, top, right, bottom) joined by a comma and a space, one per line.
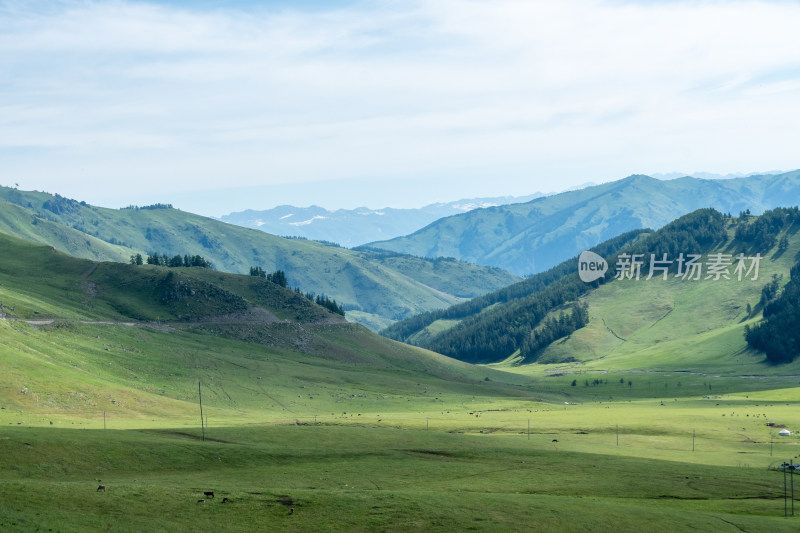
3, 317, 137, 327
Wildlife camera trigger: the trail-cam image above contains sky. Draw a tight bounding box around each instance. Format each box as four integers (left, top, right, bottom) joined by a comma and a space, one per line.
2, 0, 799, 216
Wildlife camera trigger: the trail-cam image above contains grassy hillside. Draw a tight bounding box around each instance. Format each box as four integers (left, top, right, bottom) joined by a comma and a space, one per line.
0, 232, 534, 412
381, 227, 652, 361
0, 200, 134, 262
0, 231, 335, 324
355, 248, 518, 299
384, 208, 800, 369
367, 170, 800, 275
509, 214, 800, 372
0, 188, 520, 329
3, 222, 800, 531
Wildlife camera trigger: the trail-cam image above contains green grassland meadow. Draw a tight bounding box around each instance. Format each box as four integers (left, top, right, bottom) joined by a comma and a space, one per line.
2, 215, 800, 531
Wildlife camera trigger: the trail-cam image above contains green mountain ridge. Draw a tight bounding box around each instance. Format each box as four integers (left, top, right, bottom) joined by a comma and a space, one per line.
366, 170, 800, 276
0, 187, 520, 330
0, 231, 336, 325
384, 208, 800, 369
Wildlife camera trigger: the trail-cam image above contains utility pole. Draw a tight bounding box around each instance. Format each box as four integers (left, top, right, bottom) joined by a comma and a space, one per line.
785, 462, 788, 517
199, 381, 205, 442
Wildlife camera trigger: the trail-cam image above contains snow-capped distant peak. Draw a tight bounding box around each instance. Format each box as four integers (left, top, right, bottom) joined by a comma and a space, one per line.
290, 215, 328, 226
279, 213, 293, 220
454, 202, 498, 211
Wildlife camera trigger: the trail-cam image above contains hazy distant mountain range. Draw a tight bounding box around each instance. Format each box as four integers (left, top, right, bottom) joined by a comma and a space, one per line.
218, 172, 785, 249
220, 194, 543, 247
649, 170, 785, 181
2, 171, 796, 329
365, 171, 800, 276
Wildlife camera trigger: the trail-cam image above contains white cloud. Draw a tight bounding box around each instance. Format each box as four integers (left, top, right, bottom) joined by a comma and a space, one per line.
1, 0, 799, 213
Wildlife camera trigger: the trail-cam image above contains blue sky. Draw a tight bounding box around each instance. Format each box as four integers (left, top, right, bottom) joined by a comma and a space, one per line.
2, 0, 799, 216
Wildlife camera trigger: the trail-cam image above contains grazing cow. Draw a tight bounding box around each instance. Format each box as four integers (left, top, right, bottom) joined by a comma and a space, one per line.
552, 439, 558, 443
204, 491, 215, 499
290, 508, 294, 514
221, 497, 230, 504
97, 485, 106, 492
197, 499, 205, 503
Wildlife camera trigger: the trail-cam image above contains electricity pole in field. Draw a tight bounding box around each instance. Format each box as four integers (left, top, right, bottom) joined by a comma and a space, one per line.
199, 381, 205, 442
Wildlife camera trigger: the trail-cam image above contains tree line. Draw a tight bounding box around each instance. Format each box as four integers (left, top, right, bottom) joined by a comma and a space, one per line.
122, 203, 174, 210
734, 206, 800, 250
519, 302, 589, 361
738, 206, 800, 363
745, 261, 800, 364
303, 291, 345, 316
249, 266, 287, 287
249, 266, 344, 316
42, 193, 85, 215
129, 252, 213, 269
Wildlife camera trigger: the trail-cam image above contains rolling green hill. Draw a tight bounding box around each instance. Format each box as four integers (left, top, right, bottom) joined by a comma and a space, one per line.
0, 187, 520, 330
366, 170, 800, 276
0, 199, 134, 262
522, 209, 800, 371
381, 227, 653, 361
0, 232, 539, 424
0, 231, 332, 324
383, 208, 800, 369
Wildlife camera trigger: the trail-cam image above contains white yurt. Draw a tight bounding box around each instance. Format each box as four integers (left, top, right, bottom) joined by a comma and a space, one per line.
779, 428, 791, 436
